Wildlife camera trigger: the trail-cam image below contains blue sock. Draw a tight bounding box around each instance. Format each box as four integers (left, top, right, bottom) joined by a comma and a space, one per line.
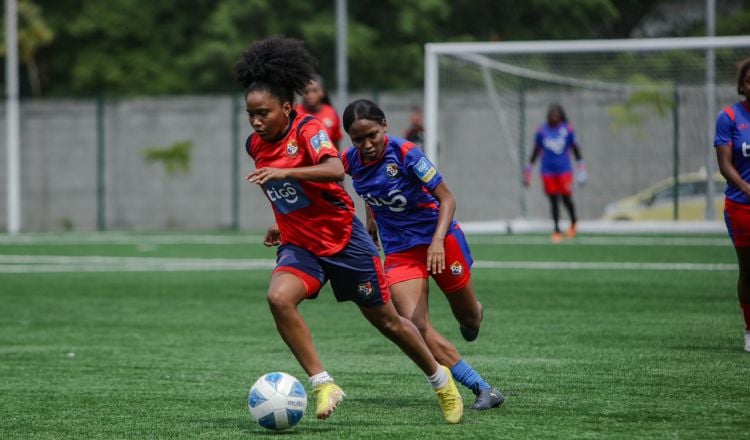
450, 359, 491, 394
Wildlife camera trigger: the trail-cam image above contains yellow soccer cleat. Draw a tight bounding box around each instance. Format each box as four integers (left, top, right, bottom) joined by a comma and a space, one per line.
313, 382, 345, 420
434, 366, 463, 424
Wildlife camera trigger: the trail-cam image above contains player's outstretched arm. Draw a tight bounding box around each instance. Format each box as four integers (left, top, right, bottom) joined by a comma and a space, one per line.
427, 182, 457, 274
247, 156, 345, 185
717, 145, 750, 197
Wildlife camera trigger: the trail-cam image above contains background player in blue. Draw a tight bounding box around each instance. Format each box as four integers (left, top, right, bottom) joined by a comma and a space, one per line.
714, 58, 750, 352
342, 99, 505, 410
235, 37, 463, 423
524, 104, 587, 243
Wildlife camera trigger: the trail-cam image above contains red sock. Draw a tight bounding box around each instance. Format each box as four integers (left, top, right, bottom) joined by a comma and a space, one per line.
742, 303, 750, 331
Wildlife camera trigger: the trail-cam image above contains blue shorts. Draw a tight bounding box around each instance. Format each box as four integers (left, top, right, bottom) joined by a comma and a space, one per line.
274, 217, 391, 308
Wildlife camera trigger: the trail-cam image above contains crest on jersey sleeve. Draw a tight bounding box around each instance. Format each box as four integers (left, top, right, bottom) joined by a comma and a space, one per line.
450, 261, 463, 276
385, 163, 399, 178
310, 130, 335, 153
286, 140, 299, 157
413, 157, 437, 183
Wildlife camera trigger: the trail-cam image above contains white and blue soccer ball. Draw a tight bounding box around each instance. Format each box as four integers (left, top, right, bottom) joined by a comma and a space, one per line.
248, 372, 307, 430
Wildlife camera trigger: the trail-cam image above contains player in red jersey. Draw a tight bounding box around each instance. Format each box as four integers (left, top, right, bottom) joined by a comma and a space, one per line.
342, 99, 504, 410
295, 74, 343, 150
714, 58, 750, 352
235, 37, 463, 423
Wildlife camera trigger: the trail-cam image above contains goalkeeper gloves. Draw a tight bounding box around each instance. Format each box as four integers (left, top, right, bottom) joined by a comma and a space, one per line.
576, 161, 588, 186
523, 164, 532, 187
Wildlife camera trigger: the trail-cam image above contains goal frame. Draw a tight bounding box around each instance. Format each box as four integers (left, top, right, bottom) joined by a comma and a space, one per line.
424, 35, 750, 223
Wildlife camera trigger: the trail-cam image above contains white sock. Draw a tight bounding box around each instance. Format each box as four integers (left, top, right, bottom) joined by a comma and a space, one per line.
309, 371, 333, 388
426, 363, 448, 389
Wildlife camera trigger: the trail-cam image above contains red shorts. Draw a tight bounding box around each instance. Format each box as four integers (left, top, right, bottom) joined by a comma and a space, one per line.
383, 227, 473, 294
542, 172, 573, 196
725, 198, 750, 247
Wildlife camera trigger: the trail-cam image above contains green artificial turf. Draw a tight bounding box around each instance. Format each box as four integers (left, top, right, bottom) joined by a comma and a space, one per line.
1, 233, 747, 439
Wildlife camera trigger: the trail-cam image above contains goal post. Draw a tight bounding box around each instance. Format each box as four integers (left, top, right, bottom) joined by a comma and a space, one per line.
424, 36, 750, 231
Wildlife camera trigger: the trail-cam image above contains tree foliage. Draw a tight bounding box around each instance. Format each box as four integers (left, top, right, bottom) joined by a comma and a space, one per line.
5, 0, 749, 97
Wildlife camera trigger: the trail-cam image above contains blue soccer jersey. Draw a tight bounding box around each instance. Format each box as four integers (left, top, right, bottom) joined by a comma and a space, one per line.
343, 136, 457, 255
714, 101, 750, 204
535, 122, 577, 175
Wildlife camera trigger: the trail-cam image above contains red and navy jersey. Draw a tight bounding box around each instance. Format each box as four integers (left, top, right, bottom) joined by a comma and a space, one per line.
246, 111, 355, 256
342, 135, 457, 255
534, 122, 577, 175
294, 103, 342, 146
714, 101, 750, 204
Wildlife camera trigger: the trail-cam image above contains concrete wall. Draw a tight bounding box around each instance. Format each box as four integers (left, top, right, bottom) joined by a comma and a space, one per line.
0, 93, 422, 232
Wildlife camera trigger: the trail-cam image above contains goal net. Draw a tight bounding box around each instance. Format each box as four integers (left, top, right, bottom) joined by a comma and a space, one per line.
424, 36, 750, 231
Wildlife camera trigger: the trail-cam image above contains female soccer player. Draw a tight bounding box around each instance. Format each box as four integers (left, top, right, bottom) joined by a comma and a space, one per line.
524, 104, 587, 243
341, 99, 504, 410
714, 58, 750, 352
235, 37, 463, 424
295, 74, 343, 150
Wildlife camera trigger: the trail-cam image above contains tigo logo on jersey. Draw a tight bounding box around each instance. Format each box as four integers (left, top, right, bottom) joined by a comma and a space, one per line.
357, 281, 373, 296
264, 179, 311, 214
286, 140, 299, 157
413, 157, 437, 183
360, 189, 407, 212
311, 130, 334, 153
450, 261, 463, 276
385, 163, 399, 178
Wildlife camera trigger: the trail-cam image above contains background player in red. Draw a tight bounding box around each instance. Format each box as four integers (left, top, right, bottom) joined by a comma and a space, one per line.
714, 58, 750, 352
403, 106, 424, 145
295, 74, 343, 150
524, 104, 587, 243
342, 99, 505, 410
235, 37, 463, 423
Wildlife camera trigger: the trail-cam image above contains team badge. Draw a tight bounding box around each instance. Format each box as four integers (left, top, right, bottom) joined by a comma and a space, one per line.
357, 281, 373, 296
450, 261, 463, 276
414, 157, 437, 183
385, 163, 399, 178
286, 140, 299, 157
323, 118, 334, 128
311, 130, 334, 152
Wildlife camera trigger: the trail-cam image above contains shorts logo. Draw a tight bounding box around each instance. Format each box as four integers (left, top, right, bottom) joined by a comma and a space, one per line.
310, 130, 334, 153
413, 157, 437, 183
743, 141, 750, 158
357, 281, 373, 296
450, 261, 463, 276
385, 163, 399, 178
286, 140, 299, 157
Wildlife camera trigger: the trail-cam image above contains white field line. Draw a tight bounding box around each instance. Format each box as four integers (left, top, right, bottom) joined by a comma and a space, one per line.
466, 236, 731, 247
472, 261, 735, 271
0, 233, 730, 247
0, 234, 267, 245
0, 255, 735, 273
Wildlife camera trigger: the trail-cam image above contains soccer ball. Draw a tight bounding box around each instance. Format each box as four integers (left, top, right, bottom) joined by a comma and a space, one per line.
248, 372, 307, 430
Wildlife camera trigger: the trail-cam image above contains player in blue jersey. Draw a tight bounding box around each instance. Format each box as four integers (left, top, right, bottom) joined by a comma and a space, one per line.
342, 99, 505, 410
714, 58, 750, 352
236, 38, 463, 423
524, 104, 587, 243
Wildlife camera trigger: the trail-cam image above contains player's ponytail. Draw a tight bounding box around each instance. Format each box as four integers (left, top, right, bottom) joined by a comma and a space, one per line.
342, 99, 387, 133
234, 37, 317, 104
737, 58, 750, 95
